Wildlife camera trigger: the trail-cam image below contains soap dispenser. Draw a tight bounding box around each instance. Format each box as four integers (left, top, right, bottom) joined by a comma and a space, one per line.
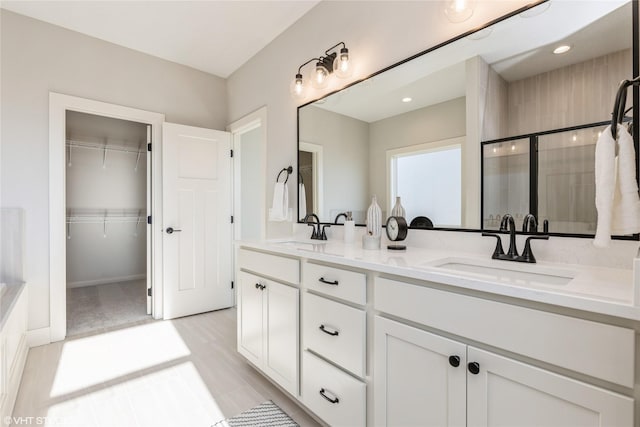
344, 211, 355, 244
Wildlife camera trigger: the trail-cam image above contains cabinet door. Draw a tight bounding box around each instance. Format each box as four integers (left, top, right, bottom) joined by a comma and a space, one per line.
467, 347, 634, 427
264, 280, 299, 396
237, 271, 265, 366
374, 316, 466, 427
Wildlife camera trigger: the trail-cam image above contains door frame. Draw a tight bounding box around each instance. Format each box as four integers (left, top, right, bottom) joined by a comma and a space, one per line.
228, 106, 268, 241
49, 93, 165, 343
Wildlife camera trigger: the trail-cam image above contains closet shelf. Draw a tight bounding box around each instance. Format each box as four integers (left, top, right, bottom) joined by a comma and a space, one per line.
66, 216, 145, 224
66, 139, 146, 154
66, 209, 145, 224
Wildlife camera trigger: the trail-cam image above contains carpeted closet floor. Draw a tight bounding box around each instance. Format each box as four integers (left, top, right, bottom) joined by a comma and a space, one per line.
66, 279, 150, 337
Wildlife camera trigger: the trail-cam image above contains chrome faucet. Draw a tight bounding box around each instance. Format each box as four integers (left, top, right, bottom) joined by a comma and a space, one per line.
483, 213, 549, 263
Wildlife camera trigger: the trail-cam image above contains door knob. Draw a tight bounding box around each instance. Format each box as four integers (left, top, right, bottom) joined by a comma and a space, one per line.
166, 227, 182, 234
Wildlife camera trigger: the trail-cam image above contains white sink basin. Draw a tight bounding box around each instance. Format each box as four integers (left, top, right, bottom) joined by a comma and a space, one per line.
424, 257, 576, 287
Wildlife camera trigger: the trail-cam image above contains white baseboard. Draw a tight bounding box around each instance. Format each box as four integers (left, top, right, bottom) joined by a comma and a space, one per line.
67, 274, 146, 288
27, 327, 51, 347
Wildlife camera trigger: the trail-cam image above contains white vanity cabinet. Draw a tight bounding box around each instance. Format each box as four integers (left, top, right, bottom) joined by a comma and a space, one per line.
374, 278, 635, 427
237, 249, 300, 396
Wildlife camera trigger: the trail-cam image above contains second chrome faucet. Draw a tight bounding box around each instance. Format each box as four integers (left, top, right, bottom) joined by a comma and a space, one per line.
482, 214, 548, 263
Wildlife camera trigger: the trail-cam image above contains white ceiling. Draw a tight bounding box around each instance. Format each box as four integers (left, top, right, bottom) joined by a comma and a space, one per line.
0, 0, 320, 78
315, 0, 630, 123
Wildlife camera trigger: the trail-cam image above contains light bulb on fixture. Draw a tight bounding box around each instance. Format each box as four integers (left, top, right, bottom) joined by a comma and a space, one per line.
333, 46, 353, 79
511, 144, 516, 151
443, 0, 476, 23
572, 133, 577, 142
310, 59, 330, 89
289, 73, 306, 100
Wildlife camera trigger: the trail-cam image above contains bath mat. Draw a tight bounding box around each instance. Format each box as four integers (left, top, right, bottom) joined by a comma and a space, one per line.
214, 400, 299, 427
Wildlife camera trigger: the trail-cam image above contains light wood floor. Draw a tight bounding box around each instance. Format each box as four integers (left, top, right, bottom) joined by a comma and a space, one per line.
12, 308, 321, 427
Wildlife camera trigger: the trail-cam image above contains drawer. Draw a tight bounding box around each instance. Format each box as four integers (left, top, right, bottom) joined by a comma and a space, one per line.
304, 262, 366, 305
302, 351, 366, 427
238, 248, 299, 284
303, 293, 366, 377
375, 277, 635, 388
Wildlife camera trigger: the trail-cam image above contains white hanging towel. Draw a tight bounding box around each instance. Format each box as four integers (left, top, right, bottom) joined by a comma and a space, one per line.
298, 183, 307, 221
594, 125, 640, 247
268, 182, 289, 221
612, 125, 640, 234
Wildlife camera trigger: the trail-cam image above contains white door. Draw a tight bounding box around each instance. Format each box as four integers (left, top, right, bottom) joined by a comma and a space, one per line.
374, 316, 467, 427
466, 346, 634, 427
162, 122, 232, 319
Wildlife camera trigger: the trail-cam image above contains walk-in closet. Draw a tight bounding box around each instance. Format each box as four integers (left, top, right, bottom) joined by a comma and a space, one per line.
65, 111, 150, 336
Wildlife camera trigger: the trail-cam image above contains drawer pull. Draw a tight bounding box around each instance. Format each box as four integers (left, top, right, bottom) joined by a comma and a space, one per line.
449, 355, 460, 367
319, 388, 340, 404
468, 362, 480, 375
319, 277, 339, 286
319, 324, 340, 336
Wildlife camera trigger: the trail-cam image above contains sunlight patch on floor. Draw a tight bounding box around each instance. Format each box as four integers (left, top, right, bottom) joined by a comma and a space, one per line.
50, 321, 191, 398
47, 361, 226, 427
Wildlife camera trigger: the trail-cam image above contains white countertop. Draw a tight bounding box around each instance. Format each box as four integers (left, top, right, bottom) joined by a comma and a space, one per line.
237, 239, 640, 322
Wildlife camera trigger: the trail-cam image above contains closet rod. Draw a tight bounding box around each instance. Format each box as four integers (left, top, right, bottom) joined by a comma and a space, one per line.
66, 216, 145, 224
66, 139, 145, 155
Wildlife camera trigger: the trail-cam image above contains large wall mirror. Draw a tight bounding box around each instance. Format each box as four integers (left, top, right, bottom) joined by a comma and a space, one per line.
297, 0, 638, 237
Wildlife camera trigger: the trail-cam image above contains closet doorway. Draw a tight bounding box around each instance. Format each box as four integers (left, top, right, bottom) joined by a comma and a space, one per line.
65, 111, 151, 337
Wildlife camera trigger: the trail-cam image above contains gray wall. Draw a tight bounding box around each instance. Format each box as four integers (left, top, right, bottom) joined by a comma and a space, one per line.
298, 106, 369, 222
1, 10, 228, 332
226, 0, 530, 237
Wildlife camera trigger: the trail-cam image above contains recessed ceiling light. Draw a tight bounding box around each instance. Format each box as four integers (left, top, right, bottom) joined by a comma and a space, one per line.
553, 45, 571, 55
402, 97, 412, 103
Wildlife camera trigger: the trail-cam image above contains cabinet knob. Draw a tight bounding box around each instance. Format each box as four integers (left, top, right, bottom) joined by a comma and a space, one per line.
319, 388, 339, 404
254, 283, 265, 291
448, 355, 460, 367
468, 362, 480, 375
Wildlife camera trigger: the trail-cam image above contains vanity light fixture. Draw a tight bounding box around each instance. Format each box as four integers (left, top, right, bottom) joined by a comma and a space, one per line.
443, 0, 476, 23
290, 42, 353, 100
553, 45, 571, 54
402, 97, 413, 103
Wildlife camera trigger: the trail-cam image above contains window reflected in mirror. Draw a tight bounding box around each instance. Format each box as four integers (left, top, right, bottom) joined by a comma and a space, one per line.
483, 139, 530, 230
390, 138, 462, 228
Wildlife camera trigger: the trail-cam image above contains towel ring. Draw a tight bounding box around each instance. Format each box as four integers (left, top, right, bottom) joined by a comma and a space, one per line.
276, 166, 293, 184
611, 76, 639, 139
